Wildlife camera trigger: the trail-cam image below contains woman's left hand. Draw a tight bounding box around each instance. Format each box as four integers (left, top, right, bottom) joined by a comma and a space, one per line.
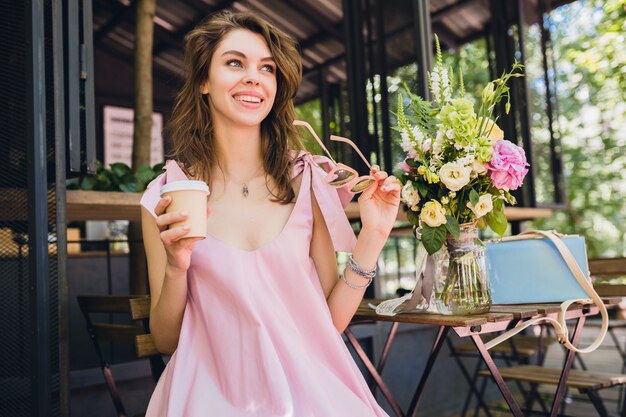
357, 166, 401, 238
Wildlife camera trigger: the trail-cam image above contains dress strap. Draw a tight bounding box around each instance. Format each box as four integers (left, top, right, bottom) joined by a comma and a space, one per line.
292, 151, 357, 252
140, 160, 189, 218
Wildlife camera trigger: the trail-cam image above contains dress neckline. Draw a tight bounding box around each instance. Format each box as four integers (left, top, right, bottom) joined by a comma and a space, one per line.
202, 170, 308, 254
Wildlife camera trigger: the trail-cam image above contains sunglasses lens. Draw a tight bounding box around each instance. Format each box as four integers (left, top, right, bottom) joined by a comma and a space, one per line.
328, 169, 356, 187
351, 178, 375, 193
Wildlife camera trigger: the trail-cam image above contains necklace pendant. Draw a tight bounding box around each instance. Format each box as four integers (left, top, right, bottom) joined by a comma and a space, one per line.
242, 184, 249, 198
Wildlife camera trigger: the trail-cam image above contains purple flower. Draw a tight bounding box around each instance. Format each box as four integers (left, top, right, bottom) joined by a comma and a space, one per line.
486, 140, 529, 190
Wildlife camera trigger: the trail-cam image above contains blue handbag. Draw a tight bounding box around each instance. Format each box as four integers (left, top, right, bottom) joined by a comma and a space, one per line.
483, 230, 608, 354
486, 232, 590, 304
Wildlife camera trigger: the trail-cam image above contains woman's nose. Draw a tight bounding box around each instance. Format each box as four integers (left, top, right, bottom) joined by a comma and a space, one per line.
243, 69, 260, 86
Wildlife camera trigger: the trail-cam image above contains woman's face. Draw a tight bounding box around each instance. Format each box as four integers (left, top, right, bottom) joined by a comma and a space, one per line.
201, 29, 277, 128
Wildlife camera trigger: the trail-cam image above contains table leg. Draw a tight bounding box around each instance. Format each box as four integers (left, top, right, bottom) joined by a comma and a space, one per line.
369, 322, 400, 394
549, 316, 585, 417
406, 326, 450, 417
344, 327, 405, 417
471, 334, 524, 417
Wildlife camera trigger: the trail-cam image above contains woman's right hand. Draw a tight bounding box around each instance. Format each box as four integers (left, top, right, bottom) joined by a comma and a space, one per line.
154, 196, 209, 274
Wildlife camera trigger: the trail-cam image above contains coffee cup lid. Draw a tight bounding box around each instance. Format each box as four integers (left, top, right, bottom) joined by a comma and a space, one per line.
160, 180, 209, 196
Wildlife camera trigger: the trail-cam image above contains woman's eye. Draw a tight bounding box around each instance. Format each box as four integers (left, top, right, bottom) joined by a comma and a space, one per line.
261, 64, 275, 73
226, 59, 242, 68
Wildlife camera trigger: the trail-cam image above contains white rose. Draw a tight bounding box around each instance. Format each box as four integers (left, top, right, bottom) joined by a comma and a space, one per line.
467, 194, 494, 218
420, 200, 447, 228
438, 162, 472, 191
472, 159, 487, 175
401, 181, 421, 207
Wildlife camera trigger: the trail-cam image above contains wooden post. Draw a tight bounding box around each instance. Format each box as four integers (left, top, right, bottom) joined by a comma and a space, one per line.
129, 0, 156, 295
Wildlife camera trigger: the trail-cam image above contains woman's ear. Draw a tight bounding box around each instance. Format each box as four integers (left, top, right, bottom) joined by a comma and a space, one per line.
200, 82, 210, 95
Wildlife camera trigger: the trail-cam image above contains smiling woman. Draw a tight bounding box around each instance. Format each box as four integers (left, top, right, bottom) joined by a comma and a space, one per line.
200, 31, 278, 132
139, 11, 401, 417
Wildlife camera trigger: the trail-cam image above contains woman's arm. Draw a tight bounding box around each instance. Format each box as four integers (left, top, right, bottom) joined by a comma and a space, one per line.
311, 169, 401, 333
141, 196, 205, 354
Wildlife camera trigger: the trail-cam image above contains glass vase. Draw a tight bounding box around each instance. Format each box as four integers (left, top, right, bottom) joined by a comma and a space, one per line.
433, 224, 492, 315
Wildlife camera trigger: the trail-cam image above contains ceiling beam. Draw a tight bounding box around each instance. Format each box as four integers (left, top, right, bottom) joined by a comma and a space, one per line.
93, 0, 136, 45
152, 0, 236, 56
431, 0, 477, 24
285, 1, 344, 41
97, 41, 182, 86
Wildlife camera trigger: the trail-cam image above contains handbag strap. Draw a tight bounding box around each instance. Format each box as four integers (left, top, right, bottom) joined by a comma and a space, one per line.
485, 230, 608, 353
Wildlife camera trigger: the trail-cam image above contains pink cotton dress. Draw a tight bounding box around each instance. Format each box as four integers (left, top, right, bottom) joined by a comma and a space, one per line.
140, 152, 389, 417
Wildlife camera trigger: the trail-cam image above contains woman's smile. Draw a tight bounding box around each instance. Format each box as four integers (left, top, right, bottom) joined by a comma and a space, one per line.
232, 91, 264, 108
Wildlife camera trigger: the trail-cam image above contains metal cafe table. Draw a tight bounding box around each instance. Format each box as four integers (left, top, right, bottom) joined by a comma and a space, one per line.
345, 298, 620, 417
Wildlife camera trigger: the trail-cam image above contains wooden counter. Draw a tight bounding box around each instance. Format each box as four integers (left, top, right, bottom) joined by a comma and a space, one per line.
65, 190, 554, 223
67, 190, 142, 222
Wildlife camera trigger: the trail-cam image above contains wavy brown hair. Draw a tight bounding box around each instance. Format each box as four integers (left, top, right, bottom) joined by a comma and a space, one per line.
166, 11, 304, 203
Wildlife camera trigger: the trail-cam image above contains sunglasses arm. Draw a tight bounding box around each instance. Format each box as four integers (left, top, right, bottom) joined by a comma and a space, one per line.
293, 120, 337, 165
330, 135, 372, 169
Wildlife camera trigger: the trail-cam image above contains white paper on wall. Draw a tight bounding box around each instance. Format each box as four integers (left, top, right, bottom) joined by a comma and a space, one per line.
103, 105, 164, 168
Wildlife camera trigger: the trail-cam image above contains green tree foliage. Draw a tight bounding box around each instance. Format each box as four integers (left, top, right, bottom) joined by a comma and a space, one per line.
529, 0, 626, 257
295, 98, 324, 154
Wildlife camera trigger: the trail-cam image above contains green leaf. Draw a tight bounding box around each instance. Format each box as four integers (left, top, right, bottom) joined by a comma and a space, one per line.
135, 164, 155, 186
486, 208, 508, 236
119, 183, 137, 193
109, 162, 132, 179
421, 225, 447, 254
80, 176, 97, 190
406, 158, 420, 168
406, 209, 420, 225
417, 183, 429, 198
444, 215, 460, 238
469, 189, 480, 206
476, 216, 488, 230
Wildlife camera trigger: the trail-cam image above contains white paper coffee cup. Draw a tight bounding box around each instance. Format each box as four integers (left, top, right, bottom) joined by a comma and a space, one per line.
160, 180, 210, 238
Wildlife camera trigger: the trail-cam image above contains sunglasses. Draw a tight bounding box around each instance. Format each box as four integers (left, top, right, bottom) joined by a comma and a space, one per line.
293, 120, 376, 193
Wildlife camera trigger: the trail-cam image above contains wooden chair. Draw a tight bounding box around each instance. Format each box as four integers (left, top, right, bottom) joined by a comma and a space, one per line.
77, 295, 164, 417
449, 330, 556, 417
591, 257, 626, 299
478, 365, 626, 416
129, 296, 165, 383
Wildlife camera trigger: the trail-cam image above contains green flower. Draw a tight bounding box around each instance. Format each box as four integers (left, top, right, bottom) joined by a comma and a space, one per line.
475, 136, 494, 162
439, 98, 478, 147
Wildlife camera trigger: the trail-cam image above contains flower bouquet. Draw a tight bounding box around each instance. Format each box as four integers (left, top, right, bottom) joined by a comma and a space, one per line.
397, 37, 528, 315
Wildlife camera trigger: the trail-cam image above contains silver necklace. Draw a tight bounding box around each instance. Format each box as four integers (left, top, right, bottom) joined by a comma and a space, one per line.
233, 165, 264, 198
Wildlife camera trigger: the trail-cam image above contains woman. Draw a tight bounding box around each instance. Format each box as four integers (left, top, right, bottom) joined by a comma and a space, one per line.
141, 11, 400, 416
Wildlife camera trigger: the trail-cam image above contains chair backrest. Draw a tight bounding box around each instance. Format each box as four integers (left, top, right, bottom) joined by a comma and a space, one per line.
76, 295, 165, 417
129, 296, 165, 381
589, 257, 626, 278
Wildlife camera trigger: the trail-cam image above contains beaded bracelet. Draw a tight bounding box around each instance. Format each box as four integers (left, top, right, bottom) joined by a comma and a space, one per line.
340, 273, 373, 289
346, 255, 377, 279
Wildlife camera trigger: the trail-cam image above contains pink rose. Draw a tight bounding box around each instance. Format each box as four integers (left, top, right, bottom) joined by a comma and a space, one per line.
400, 153, 417, 173
486, 140, 529, 190
400, 161, 412, 172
